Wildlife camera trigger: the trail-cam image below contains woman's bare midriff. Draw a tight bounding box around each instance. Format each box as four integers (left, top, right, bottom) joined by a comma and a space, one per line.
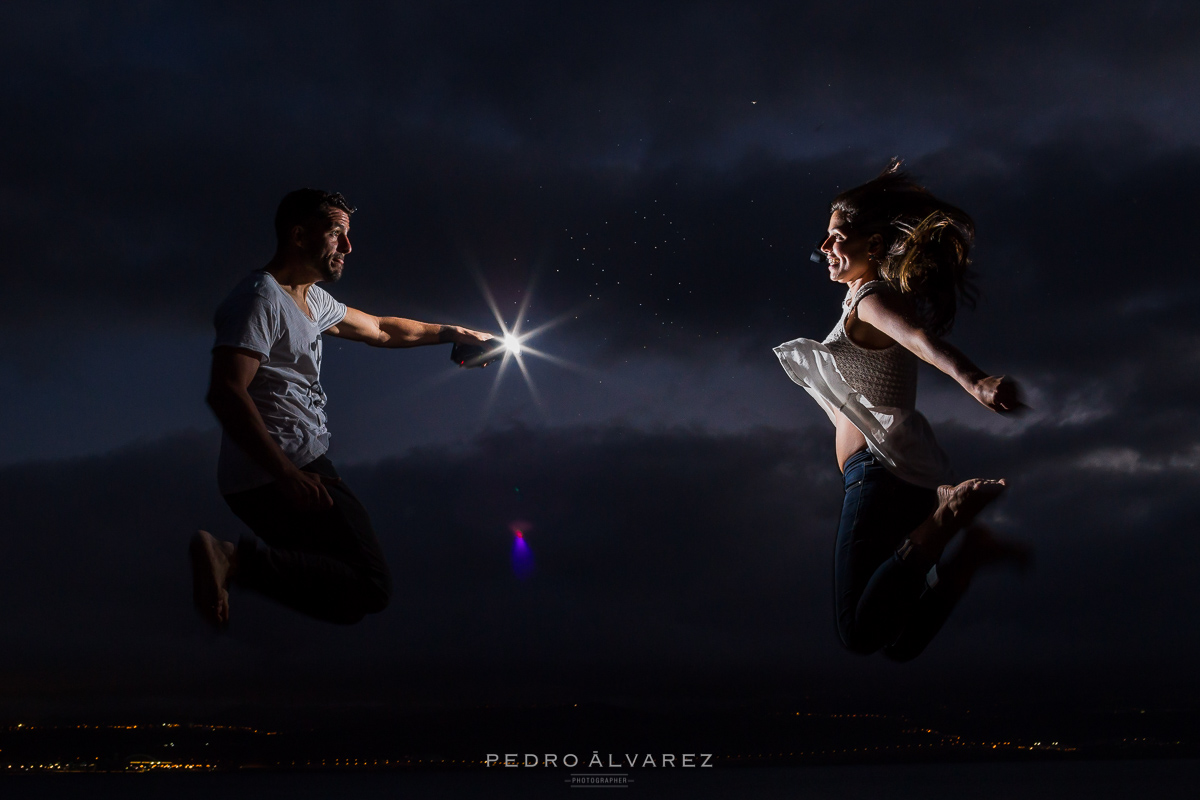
834, 307, 892, 472
835, 411, 869, 473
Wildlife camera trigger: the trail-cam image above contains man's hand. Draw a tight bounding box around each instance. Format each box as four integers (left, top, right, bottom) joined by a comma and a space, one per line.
330, 308, 499, 349
445, 326, 495, 347
208, 347, 309, 484
278, 468, 335, 510
972, 375, 1025, 413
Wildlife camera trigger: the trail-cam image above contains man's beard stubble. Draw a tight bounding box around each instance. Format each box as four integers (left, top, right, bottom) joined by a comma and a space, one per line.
318, 257, 344, 282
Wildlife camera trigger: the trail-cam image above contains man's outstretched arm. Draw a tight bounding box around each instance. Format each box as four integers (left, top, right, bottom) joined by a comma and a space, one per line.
325, 307, 494, 348
206, 347, 333, 509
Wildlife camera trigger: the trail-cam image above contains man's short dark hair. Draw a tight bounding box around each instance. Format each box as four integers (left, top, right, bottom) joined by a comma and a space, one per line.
274, 189, 356, 245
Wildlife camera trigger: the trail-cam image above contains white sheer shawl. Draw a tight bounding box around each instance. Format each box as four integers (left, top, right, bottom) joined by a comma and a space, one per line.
773, 337, 954, 489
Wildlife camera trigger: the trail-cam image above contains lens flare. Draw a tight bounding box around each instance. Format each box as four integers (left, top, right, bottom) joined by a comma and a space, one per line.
504, 335, 522, 356
510, 528, 534, 579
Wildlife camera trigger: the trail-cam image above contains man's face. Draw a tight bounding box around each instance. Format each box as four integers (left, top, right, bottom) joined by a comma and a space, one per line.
298, 207, 352, 282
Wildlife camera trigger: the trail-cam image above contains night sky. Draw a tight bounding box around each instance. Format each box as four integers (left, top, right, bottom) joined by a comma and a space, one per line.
3, 0, 1200, 732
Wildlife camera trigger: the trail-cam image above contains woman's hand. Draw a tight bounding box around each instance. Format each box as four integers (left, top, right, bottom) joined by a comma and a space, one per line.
972, 375, 1024, 413
855, 293, 1027, 415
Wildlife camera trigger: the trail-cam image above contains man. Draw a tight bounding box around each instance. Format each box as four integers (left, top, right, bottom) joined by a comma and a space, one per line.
191, 188, 493, 627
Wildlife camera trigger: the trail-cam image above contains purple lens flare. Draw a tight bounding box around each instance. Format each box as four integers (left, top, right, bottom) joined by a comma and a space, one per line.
510, 524, 534, 579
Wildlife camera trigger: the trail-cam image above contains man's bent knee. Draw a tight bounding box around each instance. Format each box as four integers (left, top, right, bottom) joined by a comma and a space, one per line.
357, 572, 391, 616
838, 623, 883, 656
322, 577, 390, 625
362, 584, 390, 615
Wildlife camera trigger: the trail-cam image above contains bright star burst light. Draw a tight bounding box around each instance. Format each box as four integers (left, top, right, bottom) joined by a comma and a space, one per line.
471, 267, 581, 414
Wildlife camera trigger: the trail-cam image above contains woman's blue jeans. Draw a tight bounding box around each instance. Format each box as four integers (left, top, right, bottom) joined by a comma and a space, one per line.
834, 449, 957, 661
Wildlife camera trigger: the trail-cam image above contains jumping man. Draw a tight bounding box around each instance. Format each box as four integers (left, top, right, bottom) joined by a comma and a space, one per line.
191, 188, 493, 627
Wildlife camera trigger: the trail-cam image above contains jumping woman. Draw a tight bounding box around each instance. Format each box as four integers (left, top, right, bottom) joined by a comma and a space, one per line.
775, 161, 1029, 661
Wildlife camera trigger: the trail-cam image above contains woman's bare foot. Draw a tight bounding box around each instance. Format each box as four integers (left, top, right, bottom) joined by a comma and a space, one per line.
910, 478, 1007, 558
961, 523, 1033, 571
935, 478, 1007, 530
190, 530, 236, 629
935, 523, 1032, 596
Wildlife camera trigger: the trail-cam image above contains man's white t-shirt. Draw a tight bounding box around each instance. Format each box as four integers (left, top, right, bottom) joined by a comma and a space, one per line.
212, 270, 347, 495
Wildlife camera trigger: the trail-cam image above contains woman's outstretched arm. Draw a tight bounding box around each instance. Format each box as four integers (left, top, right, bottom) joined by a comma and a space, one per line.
855, 293, 1022, 413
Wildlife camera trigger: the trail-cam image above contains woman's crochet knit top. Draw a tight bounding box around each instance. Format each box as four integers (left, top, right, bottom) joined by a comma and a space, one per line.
821, 281, 919, 409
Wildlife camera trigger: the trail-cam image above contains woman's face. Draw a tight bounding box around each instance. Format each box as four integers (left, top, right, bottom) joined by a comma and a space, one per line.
820, 212, 878, 284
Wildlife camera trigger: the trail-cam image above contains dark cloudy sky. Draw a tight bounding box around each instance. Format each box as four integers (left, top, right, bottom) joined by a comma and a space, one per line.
2, 0, 1199, 724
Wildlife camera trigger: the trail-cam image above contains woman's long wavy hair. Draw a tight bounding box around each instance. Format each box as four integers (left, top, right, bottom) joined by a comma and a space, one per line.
831, 159, 977, 336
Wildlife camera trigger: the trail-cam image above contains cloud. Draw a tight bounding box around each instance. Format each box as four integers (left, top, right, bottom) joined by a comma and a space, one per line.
2, 419, 1198, 715
5, 1, 1200, 352
1074, 443, 1200, 475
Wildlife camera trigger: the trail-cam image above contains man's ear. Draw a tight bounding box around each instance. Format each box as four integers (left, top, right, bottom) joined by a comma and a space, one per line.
290, 223, 307, 249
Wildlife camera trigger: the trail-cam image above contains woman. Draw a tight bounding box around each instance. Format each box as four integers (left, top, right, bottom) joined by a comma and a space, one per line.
774, 160, 1028, 661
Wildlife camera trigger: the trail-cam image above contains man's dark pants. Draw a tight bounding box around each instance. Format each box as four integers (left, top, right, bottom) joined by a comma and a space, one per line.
223, 456, 392, 624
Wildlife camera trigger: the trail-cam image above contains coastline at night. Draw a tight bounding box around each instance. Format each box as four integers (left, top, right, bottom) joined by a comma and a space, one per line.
4, 705, 1198, 773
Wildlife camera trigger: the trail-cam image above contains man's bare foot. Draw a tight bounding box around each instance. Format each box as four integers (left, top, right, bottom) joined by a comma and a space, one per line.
190, 530, 236, 630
